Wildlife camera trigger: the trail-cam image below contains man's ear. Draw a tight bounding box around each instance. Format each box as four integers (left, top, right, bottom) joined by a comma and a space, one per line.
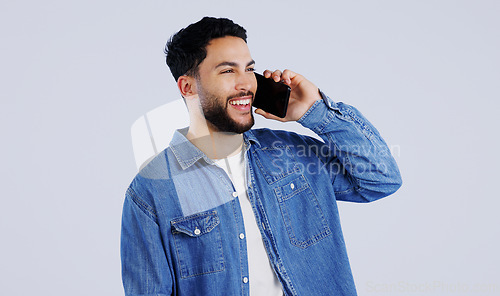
177, 75, 197, 98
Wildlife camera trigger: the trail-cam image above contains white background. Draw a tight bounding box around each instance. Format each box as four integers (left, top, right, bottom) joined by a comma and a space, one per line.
1, 0, 499, 295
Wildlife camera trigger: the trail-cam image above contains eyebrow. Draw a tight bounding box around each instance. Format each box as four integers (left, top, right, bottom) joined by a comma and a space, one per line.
214, 60, 255, 69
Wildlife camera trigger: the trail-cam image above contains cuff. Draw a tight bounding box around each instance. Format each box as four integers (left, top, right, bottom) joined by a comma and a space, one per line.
297, 90, 342, 132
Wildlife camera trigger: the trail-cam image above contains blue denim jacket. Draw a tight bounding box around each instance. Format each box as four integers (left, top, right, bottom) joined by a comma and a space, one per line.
121, 94, 402, 296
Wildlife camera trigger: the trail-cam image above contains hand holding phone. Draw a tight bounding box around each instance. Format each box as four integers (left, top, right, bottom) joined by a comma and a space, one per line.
253, 73, 291, 118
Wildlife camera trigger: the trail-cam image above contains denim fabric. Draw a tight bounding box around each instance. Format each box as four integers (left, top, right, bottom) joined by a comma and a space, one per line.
121, 93, 402, 296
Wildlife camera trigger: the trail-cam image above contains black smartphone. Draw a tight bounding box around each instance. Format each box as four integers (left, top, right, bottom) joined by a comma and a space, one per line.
253, 72, 291, 118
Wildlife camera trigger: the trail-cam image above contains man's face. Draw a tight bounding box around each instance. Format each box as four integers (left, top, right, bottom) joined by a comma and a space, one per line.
194, 36, 257, 134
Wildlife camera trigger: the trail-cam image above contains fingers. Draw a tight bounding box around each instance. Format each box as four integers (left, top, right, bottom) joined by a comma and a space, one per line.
263, 69, 296, 86
272, 70, 282, 82
281, 69, 295, 85
263, 69, 281, 81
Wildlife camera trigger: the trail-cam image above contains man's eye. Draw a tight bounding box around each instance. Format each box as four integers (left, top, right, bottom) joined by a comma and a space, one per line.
221, 69, 234, 74
246, 67, 255, 72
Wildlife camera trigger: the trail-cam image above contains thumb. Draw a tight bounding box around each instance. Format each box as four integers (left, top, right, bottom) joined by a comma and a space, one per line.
254, 108, 286, 122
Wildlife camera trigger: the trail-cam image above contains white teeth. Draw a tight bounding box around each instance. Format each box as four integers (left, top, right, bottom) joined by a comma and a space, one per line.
230, 99, 250, 105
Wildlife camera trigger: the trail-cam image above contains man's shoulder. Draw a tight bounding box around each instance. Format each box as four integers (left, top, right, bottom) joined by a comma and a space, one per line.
126, 147, 179, 212
127, 148, 174, 197
136, 148, 172, 180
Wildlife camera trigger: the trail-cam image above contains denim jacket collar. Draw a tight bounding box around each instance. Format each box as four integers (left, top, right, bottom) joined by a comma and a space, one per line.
243, 129, 261, 148
169, 128, 212, 170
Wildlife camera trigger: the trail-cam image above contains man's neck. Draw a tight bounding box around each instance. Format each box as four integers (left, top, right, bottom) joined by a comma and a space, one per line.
186, 124, 243, 160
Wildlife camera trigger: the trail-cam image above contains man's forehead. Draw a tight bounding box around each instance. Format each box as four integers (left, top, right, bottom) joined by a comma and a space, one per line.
204, 36, 253, 66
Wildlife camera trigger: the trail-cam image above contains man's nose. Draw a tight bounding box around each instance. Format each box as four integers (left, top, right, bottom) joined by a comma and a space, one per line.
235, 73, 254, 91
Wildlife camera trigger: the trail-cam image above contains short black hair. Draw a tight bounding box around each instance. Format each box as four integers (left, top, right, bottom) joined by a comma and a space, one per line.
165, 17, 247, 81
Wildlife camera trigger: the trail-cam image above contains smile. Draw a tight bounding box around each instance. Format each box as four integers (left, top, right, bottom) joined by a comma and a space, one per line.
229, 98, 251, 105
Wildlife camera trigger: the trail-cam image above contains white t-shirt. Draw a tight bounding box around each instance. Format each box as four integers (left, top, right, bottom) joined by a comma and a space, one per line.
215, 149, 283, 296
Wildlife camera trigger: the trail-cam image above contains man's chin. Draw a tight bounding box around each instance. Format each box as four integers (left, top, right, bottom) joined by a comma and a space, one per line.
226, 113, 254, 133
205, 111, 254, 134
228, 120, 254, 134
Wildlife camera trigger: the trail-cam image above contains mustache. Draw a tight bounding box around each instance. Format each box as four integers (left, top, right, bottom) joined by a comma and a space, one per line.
226, 91, 254, 102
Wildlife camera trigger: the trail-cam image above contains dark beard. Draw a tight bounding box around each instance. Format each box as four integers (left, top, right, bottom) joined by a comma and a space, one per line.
201, 91, 255, 134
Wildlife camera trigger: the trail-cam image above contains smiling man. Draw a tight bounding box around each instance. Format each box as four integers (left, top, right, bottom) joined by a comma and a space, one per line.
121, 17, 402, 296
188, 36, 256, 134
180, 35, 258, 159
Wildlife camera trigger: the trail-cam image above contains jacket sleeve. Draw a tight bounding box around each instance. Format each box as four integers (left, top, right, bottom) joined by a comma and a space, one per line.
121, 187, 172, 296
297, 91, 402, 202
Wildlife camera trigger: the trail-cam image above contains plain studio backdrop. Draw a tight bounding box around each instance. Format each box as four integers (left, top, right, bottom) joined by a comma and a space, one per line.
1, 0, 499, 295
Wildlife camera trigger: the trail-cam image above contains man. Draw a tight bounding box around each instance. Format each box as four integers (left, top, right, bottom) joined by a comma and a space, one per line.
121, 17, 402, 296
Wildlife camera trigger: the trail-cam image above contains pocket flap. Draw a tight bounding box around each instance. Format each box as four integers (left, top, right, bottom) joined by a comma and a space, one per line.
171, 210, 220, 237
274, 175, 309, 202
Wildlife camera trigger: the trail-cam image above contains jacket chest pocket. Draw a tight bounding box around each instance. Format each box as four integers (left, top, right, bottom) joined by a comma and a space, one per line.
274, 175, 331, 249
170, 210, 225, 278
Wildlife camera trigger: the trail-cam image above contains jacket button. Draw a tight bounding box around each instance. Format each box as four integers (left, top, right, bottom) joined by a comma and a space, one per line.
290, 183, 295, 190
239, 233, 245, 239
232, 192, 238, 197
194, 228, 201, 235
243, 277, 249, 284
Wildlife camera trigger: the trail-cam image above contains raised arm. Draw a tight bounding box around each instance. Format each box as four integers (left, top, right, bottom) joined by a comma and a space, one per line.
255, 69, 402, 202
